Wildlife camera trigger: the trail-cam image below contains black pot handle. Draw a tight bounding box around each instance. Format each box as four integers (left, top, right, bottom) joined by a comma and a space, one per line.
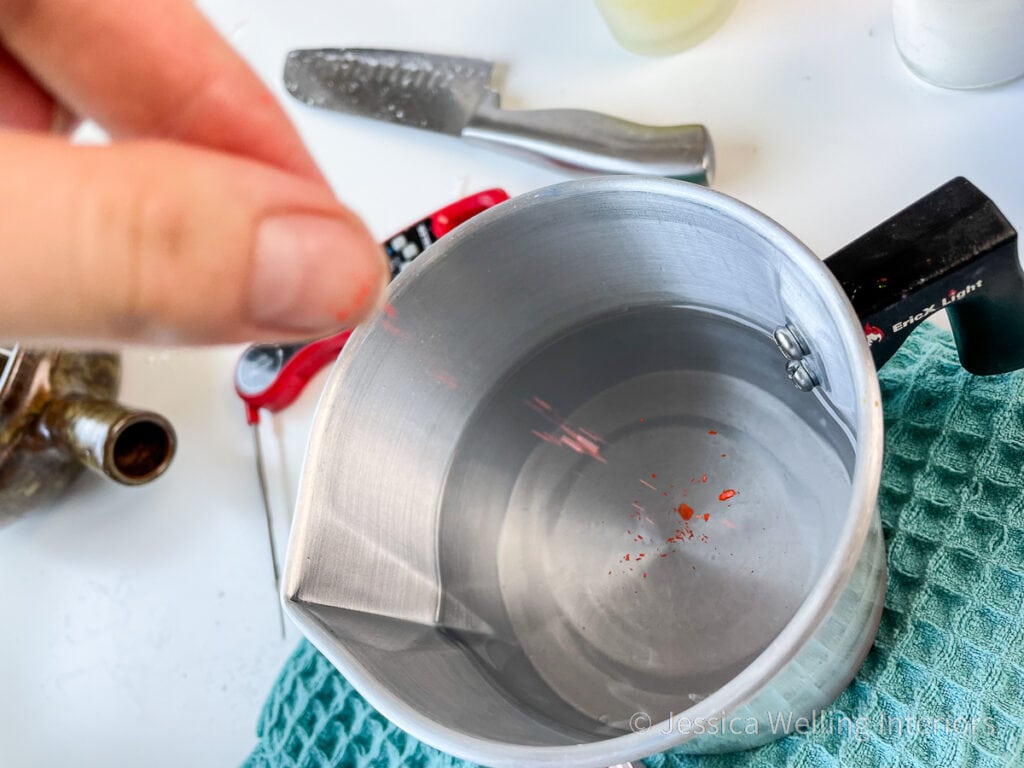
824, 177, 1024, 375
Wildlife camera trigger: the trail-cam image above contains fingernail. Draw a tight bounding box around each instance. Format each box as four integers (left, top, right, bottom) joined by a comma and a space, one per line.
250, 214, 387, 332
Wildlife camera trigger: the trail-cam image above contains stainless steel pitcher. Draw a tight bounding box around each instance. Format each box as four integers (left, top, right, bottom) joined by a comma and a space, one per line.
283, 176, 1023, 767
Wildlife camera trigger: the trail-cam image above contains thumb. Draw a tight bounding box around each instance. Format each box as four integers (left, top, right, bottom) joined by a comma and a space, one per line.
0, 131, 389, 344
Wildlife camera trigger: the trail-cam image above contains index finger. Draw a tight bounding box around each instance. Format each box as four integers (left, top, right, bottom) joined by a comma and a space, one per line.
0, 0, 322, 181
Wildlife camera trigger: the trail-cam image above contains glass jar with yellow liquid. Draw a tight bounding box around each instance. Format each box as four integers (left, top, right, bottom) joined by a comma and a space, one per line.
594, 0, 738, 55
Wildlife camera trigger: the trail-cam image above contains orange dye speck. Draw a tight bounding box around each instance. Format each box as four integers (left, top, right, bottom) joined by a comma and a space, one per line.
651, 473, 657, 479
703, 513, 710, 521
708, 430, 718, 435
382, 319, 406, 338
639, 418, 646, 423
702, 474, 708, 483
532, 397, 552, 412
434, 370, 459, 389
624, 554, 630, 561
677, 502, 695, 521
719, 489, 737, 501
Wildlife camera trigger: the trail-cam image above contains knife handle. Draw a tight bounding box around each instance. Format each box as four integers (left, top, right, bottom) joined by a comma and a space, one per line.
462, 98, 713, 184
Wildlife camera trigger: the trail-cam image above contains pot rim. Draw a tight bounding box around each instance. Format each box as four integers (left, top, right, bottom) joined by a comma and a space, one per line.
285, 176, 884, 768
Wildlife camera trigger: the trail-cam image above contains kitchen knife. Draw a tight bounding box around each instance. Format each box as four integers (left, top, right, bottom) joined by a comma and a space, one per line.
284, 48, 714, 184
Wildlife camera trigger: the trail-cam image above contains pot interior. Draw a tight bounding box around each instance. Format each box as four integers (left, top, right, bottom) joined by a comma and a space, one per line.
288, 178, 865, 749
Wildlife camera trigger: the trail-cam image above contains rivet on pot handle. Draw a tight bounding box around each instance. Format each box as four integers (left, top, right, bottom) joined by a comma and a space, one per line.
825, 177, 1024, 375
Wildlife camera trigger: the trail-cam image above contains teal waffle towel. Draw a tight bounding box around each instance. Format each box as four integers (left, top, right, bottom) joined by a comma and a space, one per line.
244, 324, 1024, 768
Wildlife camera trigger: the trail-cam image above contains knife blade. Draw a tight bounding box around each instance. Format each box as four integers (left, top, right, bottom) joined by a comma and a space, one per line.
284, 48, 714, 184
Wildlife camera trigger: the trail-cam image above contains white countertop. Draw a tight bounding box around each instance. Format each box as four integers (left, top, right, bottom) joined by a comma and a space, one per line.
2, 1, 1022, 765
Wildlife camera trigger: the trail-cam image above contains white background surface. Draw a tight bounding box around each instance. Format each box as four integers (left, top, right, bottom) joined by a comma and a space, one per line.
1, 1, 1023, 766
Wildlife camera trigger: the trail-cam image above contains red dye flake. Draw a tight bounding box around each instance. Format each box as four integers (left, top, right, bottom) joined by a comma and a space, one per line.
677, 502, 695, 521
718, 489, 737, 502
637, 553, 646, 560
433, 370, 459, 389
531, 429, 561, 446
639, 418, 646, 423
702, 474, 708, 483
708, 430, 718, 435
651, 473, 657, 479
527, 397, 608, 463
643, 572, 647, 579
381, 319, 406, 338
660, 553, 668, 558
721, 453, 727, 458
703, 513, 710, 522
559, 427, 606, 463
624, 554, 630, 561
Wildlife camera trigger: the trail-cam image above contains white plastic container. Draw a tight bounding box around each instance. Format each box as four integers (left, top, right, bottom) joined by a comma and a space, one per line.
893, 0, 1024, 88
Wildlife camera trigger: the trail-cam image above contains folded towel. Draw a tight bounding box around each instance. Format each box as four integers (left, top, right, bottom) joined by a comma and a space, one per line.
244, 323, 1024, 768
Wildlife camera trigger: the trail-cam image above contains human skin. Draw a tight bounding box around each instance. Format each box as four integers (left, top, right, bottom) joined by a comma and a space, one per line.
0, 0, 389, 345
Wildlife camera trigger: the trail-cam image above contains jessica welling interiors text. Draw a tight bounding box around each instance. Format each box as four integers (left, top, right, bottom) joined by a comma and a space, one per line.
628, 709, 996, 742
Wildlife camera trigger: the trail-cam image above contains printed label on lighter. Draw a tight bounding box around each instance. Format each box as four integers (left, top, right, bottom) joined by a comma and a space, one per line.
417, 222, 433, 248
891, 279, 983, 333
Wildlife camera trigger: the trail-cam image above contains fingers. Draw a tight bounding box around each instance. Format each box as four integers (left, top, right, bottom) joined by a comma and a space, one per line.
0, 0, 323, 181
0, 1, 386, 346
0, 131, 389, 344
0, 44, 54, 131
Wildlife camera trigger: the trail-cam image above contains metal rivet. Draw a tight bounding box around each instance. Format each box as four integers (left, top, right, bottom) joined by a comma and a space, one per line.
786, 360, 820, 392
773, 324, 810, 361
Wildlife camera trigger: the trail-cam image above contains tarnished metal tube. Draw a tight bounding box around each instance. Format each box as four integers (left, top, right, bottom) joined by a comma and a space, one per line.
39, 396, 176, 486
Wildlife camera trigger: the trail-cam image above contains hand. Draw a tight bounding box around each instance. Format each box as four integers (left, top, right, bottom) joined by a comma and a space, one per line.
0, 0, 389, 344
